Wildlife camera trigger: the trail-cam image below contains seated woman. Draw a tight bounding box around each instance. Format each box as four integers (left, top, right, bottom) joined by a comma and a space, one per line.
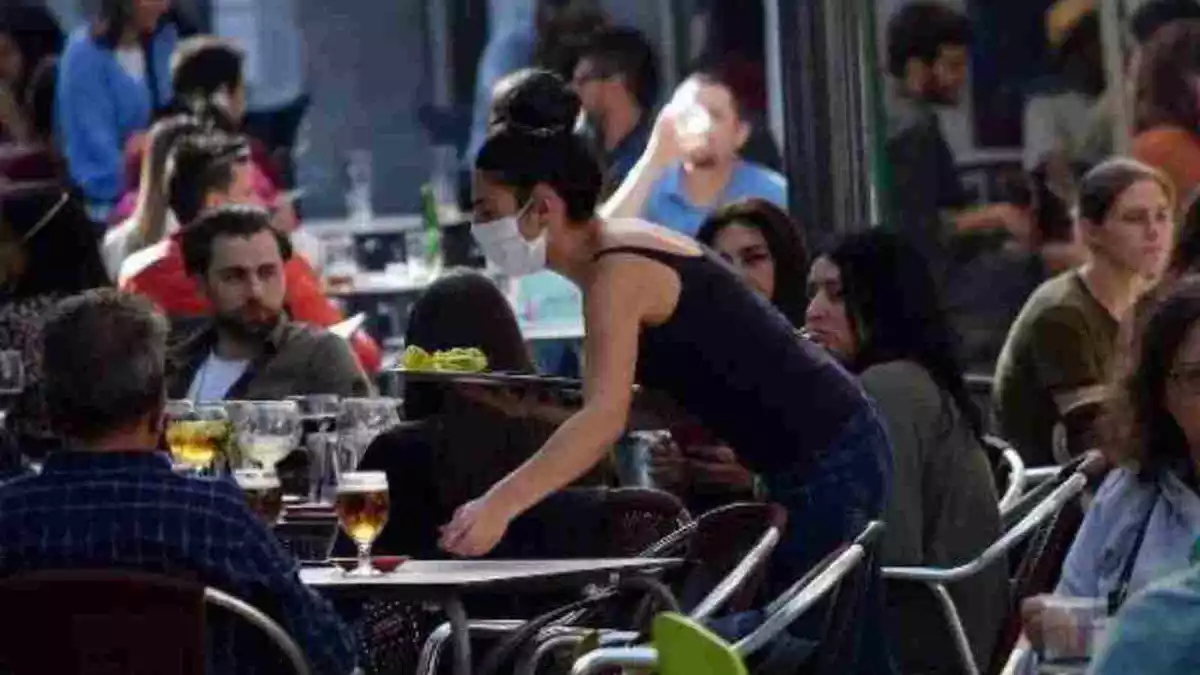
649, 198, 808, 512
994, 158, 1174, 466
805, 229, 1007, 673
358, 269, 607, 558
1020, 276, 1200, 666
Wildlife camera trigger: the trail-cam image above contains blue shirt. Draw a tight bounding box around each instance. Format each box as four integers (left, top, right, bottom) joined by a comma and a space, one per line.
640, 161, 788, 237
1056, 468, 1200, 600
0, 451, 356, 675
605, 116, 652, 187
1089, 563, 1200, 675
56, 26, 177, 208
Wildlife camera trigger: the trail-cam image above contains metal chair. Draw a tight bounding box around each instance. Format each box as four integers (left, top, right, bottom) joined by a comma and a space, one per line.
571, 521, 886, 675
882, 451, 1106, 675
0, 570, 310, 675
507, 503, 789, 675
985, 435, 1027, 515
414, 487, 692, 675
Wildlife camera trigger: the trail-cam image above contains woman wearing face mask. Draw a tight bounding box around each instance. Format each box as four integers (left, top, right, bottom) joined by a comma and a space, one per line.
441, 69, 893, 672
804, 229, 1007, 674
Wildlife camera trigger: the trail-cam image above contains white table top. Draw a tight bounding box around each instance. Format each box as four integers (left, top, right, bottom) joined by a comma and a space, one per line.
301, 558, 680, 596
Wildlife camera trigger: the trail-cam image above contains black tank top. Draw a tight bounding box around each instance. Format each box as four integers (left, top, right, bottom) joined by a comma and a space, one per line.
594, 246, 866, 473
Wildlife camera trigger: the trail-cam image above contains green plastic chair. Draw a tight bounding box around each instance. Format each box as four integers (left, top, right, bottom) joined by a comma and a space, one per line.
653, 613, 747, 675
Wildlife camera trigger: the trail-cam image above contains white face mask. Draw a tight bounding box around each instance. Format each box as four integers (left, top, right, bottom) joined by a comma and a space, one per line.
471, 201, 547, 277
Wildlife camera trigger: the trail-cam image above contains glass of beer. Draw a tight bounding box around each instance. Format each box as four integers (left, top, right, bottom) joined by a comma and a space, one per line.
233, 468, 284, 524
165, 403, 230, 474
334, 470, 390, 575
235, 401, 302, 471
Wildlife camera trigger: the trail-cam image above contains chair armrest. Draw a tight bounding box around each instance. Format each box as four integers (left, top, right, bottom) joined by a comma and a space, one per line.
571, 646, 659, 675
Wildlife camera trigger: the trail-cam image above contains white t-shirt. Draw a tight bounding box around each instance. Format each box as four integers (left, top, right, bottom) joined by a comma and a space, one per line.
114, 46, 147, 82
103, 211, 181, 281
187, 352, 251, 402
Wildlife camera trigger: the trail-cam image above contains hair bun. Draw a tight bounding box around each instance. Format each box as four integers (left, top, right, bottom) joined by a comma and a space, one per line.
489, 69, 581, 140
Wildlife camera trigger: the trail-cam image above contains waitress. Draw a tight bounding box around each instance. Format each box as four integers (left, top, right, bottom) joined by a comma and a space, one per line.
440, 70, 893, 670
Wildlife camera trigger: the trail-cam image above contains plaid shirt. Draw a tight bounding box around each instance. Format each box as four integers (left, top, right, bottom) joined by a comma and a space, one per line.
0, 450, 357, 675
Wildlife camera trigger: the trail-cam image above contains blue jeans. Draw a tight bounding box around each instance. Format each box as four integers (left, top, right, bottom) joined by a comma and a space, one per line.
763, 402, 896, 675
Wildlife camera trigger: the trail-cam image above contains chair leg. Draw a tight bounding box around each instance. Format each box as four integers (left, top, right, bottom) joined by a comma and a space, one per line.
929, 582, 980, 675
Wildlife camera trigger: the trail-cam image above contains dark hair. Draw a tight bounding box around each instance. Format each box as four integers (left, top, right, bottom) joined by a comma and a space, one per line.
41, 289, 169, 441
23, 56, 57, 141
167, 133, 252, 225
0, 5, 63, 97
696, 198, 809, 326
1134, 20, 1200, 132
180, 204, 291, 277
0, 186, 110, 298
170, 36, 243, 113
403, 269, 534, 420
1131, 0, 1200, 45
1172, 195, 1200, 278
1076, 157, 1174, 225
1110, 277, 1200, 480
886, 2, 972, 79
95, 0, 158, 47
534, 0, 608, 77
579, 27, 659, 108
475, 69, 603, 222
683, 67, 747, 121
827, 229, 983, 438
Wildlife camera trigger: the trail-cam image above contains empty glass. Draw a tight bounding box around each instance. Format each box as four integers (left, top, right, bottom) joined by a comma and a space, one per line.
0, 350, 25, 395
290, 395, 341, 504
235, 401, 302, 471
335, 398, 400, 475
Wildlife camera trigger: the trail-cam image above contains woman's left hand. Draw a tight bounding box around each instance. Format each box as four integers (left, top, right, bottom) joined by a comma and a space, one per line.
439, 496, 512, 557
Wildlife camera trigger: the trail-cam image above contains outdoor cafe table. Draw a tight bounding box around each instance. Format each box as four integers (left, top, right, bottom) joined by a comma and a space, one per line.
301, 558, 682, 675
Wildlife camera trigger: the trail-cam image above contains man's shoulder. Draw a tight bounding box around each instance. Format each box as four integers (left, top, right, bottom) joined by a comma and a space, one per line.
734, 162, 788, 202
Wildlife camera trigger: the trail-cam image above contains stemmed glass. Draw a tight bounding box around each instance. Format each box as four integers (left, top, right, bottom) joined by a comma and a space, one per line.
290, 395, 341, 504
235, 401, 302, 471
334, 398, 400, 476
334, 470, 390, 575
165, 402, 230, 474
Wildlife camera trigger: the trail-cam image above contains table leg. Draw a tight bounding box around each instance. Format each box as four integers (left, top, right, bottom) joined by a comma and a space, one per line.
444, 594, 472, 675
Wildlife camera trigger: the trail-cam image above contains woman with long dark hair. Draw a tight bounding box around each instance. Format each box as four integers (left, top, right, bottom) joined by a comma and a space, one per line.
439, 69, 892, 672
695, 198, 808, 326
1020, 277, 1200, 665
360, 269, 606, 557
55, 0, 175, 219
804, 229, 1006, 673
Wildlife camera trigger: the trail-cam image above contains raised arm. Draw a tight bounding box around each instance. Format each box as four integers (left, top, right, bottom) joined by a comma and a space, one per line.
440, 257, 646, 556
598, 108, 683, 219
129, 117, 200, 253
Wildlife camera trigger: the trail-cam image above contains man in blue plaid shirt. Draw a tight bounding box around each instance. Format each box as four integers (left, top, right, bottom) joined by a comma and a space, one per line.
0, 290, 357, 675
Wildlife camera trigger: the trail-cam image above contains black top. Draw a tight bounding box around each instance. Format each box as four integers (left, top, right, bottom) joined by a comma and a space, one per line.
595, 246, 866, 474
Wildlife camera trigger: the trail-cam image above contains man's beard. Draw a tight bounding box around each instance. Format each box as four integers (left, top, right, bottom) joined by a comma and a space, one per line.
214, 304, 282, 343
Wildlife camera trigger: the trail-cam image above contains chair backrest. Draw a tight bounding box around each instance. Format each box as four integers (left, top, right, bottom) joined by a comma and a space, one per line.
989, 452, 1107, 673
986, 436, 1026, 515
735, 521, 886, 665
0, 570, 205, 675
676, 502, 788, 618
654, 613, 747, 675
601, 487, 692, 557
205, 587, 312, 675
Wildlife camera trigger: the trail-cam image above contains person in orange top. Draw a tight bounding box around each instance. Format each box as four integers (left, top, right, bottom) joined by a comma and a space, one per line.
118, 132, 382, 374
1131, 20, 1200, 205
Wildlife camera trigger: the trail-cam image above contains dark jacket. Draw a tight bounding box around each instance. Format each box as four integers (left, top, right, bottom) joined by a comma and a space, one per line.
166, 319, 372, 400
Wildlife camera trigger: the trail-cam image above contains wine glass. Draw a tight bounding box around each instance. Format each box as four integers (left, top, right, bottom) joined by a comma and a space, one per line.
235, 401, 302, 471
334, 470, 390, 575
165, 402, 229, 474
289, 395, 341, 503
0, 350, 24, 396
334, 398, 400, 475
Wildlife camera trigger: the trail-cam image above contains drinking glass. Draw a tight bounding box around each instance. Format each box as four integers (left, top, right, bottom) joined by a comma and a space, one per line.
334, 470, 390, 575
165, 403, 230, 473
335, 398, 400, 475
233, 468, 284, 524
0, 350, 25, 395
289, 395, 340, 503
235, 401, 302, 471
